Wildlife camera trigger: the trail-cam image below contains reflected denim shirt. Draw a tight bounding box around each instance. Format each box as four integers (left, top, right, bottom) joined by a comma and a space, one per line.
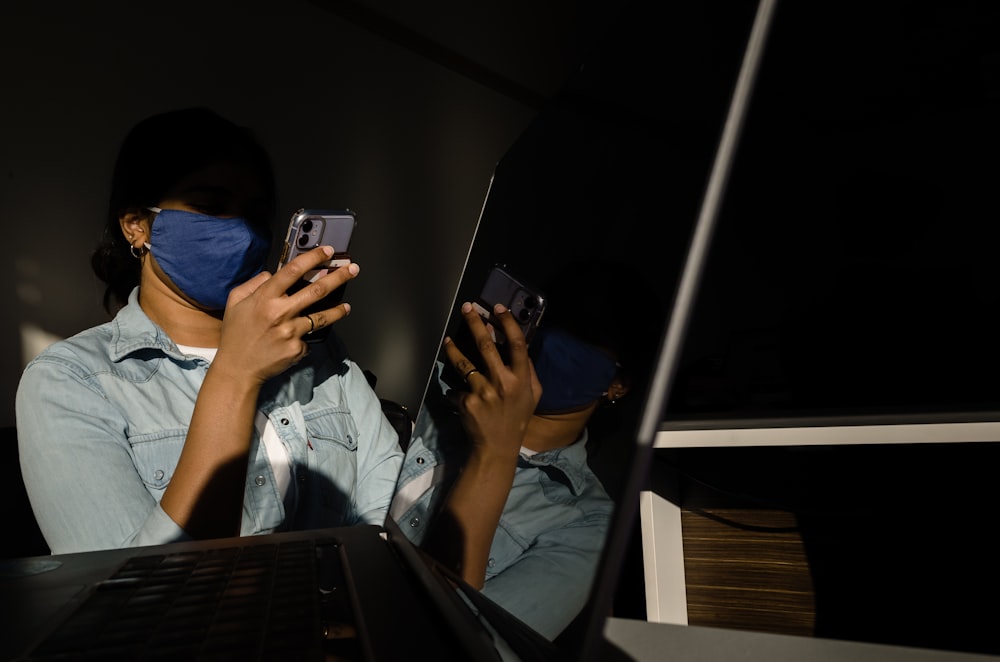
391, 369, 613, 640
16, 287, 402, 555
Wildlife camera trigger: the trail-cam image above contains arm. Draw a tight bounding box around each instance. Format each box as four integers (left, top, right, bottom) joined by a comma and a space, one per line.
421, 303, 541, 588
16, 359, 187, 553
159, 247, 360, 539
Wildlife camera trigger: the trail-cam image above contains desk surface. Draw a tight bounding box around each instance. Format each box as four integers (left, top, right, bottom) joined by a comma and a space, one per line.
603, 618, 1000, 662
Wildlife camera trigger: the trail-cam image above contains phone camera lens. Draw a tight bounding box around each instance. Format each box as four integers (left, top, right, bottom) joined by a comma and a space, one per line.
301, 220, 313, 233
523, 296, 537, 310
518, 308, 531, 322
297, 234, 310, 248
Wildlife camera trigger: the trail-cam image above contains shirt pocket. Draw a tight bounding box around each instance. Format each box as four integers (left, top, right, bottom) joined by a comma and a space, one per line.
304, 409, 359, 452
485, 522, 530, 580
301, 410, 360, 524
128, 429, 187, 497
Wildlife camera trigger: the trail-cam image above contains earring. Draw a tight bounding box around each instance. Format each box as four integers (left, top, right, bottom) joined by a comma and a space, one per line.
130, 243, 147, 259
603, 384, 626, 405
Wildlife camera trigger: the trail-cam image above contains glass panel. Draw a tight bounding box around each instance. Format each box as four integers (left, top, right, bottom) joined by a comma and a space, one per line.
390, 0, 760, 647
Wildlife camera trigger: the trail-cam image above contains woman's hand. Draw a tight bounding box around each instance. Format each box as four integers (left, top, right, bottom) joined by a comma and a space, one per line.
213, 246, 359, 385
162, 245, 356, 539
422, 303, 541, 587
442, 302, 542, 459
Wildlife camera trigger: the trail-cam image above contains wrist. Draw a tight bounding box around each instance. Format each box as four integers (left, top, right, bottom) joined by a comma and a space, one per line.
202, 359, 264, 399
464, 446, 519, 474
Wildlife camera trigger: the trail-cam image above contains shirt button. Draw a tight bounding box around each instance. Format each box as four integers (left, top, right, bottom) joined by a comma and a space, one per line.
154, 469, 164, 480
297, 472, 307, 483
488, 558, 496, 568
280, 418, 289, 425
416, 457, 425, 465
408, 517, 420, 528
254, 475, 266, 486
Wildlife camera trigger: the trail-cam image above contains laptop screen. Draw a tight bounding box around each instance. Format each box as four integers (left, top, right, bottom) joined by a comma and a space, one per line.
391, 0, 1000, 657
388, 0, 764, 658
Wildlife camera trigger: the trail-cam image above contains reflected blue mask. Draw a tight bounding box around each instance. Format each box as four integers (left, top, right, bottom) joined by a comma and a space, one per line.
146, 207, 270, 310
530, 326, 619, 414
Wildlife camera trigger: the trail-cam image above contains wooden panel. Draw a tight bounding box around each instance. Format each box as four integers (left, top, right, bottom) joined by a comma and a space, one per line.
682, 508, 815, 636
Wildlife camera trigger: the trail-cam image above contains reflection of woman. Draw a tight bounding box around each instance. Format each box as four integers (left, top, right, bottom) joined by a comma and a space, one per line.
392, 262, 662, 640
16, 108, 403, 554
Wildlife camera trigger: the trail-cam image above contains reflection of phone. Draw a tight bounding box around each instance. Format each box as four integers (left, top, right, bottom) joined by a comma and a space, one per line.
277, 209, 356, 342
473, 265, 547, 348
445, 264, 547, 388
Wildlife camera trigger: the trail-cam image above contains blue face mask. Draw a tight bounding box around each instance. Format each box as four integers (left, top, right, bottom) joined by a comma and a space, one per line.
145, 207, 270, 310
530, 327, 619, 414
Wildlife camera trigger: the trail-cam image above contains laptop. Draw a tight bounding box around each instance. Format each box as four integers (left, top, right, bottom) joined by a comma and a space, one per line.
1, 520, 513, 661
1, 1, 773, 660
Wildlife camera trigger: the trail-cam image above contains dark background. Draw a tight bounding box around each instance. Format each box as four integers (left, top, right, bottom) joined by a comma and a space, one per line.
669, 1, 1000, 420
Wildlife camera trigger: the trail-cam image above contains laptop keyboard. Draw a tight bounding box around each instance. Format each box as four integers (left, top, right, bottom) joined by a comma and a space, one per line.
21, 539, 347, 661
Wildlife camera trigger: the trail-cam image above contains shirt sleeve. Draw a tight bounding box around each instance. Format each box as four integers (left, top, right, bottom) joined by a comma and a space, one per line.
16, 357, 191, 554
342, 360, 404, 526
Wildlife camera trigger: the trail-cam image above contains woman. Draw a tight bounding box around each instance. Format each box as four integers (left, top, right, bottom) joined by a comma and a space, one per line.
15, 107, 403, 554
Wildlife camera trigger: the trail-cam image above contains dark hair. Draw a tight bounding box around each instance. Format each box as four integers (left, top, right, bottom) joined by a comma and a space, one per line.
90, 107, 277, 313
540, 259, 667, 392
539, 258, 669, 492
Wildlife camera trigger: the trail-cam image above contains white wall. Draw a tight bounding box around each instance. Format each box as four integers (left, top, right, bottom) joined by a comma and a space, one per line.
1, 0, 577, 427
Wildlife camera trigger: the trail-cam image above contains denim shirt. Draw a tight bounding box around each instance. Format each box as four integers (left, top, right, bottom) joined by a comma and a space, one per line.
391, 381, 613, 640
15, 287, 403, 555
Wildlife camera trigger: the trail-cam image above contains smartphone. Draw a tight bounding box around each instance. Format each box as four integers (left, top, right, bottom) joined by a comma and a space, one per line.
444, 264, 547, 389
472, 264, 547, 348
277, 209, 356, 342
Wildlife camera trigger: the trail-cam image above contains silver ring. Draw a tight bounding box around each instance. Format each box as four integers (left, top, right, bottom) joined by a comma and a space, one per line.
305, 314, 316, 335
463, 368, 480, 383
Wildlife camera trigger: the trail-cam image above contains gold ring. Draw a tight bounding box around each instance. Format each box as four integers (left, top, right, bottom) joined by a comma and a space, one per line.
305, 314, 316, 335
463, 368, 480, 383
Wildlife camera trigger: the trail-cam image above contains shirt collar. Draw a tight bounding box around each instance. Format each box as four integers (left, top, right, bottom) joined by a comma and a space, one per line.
108, 286, 188, 362
518, 428, 592, 495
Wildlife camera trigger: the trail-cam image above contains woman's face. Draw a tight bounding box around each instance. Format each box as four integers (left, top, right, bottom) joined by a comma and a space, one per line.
157, 161, 272, 231
123, 160, 275, 311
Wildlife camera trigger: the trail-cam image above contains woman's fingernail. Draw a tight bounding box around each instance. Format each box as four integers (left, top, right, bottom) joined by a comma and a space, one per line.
462, 302, 473, 313
494, 303, 507, 314
348, 263, 360, 276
